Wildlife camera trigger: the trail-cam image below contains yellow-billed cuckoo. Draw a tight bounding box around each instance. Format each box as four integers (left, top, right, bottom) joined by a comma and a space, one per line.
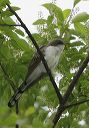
8, 39, 64, 107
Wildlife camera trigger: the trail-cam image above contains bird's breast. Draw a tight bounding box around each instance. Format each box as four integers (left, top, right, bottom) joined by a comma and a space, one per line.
44, 46, 62, 69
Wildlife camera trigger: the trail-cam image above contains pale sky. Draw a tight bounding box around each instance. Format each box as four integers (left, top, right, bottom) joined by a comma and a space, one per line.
10, 0, 89, 32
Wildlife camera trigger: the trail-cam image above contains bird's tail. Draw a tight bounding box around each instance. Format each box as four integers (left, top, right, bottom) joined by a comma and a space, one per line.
8, 75, 43, 108
8, 82, 27, 108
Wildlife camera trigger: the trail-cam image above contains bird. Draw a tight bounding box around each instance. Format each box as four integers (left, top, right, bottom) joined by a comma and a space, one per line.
8, 39, 64, 107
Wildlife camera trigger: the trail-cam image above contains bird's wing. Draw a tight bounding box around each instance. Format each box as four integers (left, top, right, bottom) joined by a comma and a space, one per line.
25, 45, 46, 81
8, 46, 47, 108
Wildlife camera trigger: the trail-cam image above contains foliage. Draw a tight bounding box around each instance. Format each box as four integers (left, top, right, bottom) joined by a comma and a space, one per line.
0, 0, 89, 128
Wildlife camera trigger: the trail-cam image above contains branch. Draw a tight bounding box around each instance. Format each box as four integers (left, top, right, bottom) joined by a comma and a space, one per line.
0, 24, 21, 27
0, 62, 15, 91
0, 62, 19, 128
53, 53, 89, 127
63, 53, 89, 103
16, 124, 19, 128
6, 3, 63, 103
16, 101, 19, 128
65, 98, 89, 109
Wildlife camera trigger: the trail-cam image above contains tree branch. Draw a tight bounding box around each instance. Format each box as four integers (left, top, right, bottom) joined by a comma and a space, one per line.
53, 53, 89, 127
0, 62, 15, 91
63, 53, 89, 103
0, 62, 19, 128
6, 3, 63, 103
16, 101, 19, 128
0, 24, 21, 27
65, 98, 89, 109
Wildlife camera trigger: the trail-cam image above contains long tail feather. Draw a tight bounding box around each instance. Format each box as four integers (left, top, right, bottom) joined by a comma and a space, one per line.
8, 82, 26, 108
8, 75, 44, 108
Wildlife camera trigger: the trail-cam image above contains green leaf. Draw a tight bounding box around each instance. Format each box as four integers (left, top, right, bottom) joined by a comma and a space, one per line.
2, 6, 20, 17
0, 113, 18, 126
17, 38, 30, 52
13, 63, 27, 81
0, 0, 10, 4
33, 19, 47, 25
43, 3, 64, 24
19, 51, 33, 64
10, 6, 20, 11
32, 33, 42, 40
63, 9, 71, 19
72, 12, 89, 23
0, 106, 8, 115
25, 106, 35, 116
70, 29, 85, 38
15, 29, 25, 36
73, 0, 81, 7
3, 17, 15, 24
47, 15, 54, 25
0, 0, 10, 11
0, 43, 12, 59
70, 41, 84, 47
32, 117, 46, 128
0, 0, 10, 7
0, 27, 30, 52
74, 23, 89, 36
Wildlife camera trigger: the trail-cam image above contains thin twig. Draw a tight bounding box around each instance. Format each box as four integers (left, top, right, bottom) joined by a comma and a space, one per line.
65, 98, 89, 109
53, 53, 89, 127
6, 3, 63, 103
16, 124, 19, 128
0, 62, 15, 91
0, 62, 19, 128
16, 101, 19, 128
0, 24, 21, 27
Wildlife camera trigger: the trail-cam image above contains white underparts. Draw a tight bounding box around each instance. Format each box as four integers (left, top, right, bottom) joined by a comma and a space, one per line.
26, 45, 64, 84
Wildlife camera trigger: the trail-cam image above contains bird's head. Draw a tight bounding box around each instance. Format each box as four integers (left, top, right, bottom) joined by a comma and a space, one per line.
48, 39, 64, 46
48, 39, 65, 52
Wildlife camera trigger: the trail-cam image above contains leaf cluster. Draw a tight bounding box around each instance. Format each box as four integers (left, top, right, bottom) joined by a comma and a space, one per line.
0, 0, 89, 128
